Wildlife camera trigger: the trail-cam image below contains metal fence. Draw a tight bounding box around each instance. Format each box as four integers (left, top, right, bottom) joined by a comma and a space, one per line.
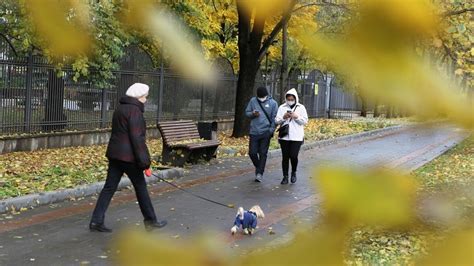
0, 40, 363, 135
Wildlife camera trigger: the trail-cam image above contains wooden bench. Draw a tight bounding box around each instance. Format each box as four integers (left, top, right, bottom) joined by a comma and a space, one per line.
157, 120, 220, 167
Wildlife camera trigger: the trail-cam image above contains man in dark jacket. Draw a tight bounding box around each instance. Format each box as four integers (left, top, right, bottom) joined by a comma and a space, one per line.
245, 87, 278, 182
89, 83, 167, 232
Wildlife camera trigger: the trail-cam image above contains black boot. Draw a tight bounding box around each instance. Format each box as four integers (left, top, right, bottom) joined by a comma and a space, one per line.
281, 176, 289, 185
144, 220, 168, 231
89, 222, 112, 233
291, 172, 297, 184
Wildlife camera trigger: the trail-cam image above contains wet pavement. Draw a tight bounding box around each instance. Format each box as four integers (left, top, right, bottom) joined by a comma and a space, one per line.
0, 124, 467, 265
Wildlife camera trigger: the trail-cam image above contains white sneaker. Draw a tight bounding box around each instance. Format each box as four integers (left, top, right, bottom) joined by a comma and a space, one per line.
255, 174, 262, 182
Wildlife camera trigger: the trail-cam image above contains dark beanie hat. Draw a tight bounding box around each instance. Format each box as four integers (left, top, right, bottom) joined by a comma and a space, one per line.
256, 87, 269, 98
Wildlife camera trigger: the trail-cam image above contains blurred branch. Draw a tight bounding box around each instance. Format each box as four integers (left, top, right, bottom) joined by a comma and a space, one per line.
292, 0, 352, 13
0, 32, 18, 56
211, 0, 218, 13
442, 8, 474, 17
443, 43, 456, 62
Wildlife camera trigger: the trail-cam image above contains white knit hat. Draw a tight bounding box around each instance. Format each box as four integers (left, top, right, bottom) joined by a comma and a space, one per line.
126, 83, 149, 98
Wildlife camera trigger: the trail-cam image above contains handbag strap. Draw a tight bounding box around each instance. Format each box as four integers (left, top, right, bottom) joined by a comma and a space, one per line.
257, 99, 273, 126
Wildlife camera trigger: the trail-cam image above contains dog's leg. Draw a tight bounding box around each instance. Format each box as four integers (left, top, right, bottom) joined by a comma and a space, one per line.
231, 225, 238, 235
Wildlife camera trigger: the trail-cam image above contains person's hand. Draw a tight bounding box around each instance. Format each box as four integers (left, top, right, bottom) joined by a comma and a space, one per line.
283, 112, 291, 119
144, 168, 152, 177
291, 112, 299, 119
253, 110, 260, 117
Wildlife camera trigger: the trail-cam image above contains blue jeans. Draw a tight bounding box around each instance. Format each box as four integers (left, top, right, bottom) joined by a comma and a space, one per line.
249, 132, 272, 175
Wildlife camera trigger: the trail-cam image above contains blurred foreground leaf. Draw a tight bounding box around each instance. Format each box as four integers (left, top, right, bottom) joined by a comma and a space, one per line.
116, 230, 231, 266
302, 0, 473, 128
25, 0, 91, 57
119, 0, 215, 84
419, 229, 474, 265
317, 167, 418, 227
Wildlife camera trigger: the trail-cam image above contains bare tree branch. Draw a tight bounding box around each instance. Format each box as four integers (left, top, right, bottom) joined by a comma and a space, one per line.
292, 0, 351, 13
211, 0, 218, 13
442, 42, 456, 62
0, 33, 18, 56
443, 8, 474, 17
257, 0, 298, 63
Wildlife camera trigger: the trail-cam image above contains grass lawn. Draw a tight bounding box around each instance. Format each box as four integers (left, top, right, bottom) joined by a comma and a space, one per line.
347, 134, 473, 265
0, 118, 402, 200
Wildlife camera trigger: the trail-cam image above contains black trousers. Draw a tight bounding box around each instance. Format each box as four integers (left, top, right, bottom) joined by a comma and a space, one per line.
249, 132, 272, 175
91, 159, 157, 224
279, 140, 303, 176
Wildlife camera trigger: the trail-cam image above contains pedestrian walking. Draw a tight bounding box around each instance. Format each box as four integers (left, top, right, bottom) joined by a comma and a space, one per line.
275, 88, 308, 185
245, 87, 278, 182
89, 83, 167, 232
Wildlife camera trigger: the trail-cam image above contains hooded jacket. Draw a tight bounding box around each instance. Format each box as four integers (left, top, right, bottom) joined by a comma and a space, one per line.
245, 95, 278, 136
275, 88, 309, 141
106, 96, 151, 170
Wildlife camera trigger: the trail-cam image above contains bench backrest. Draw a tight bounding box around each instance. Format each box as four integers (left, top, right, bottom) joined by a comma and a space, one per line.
157, 120, 200, 146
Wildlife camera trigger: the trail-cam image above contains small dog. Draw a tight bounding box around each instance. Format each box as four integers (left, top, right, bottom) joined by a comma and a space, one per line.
231, 205, 265, 235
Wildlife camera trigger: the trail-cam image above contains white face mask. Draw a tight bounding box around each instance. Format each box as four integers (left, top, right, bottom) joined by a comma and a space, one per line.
258, 96, 267, 102
286, 100, 295, 106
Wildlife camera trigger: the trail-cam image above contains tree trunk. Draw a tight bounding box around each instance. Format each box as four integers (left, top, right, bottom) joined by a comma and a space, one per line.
373, 99, 380, 118
360, 95, 367, 117
279, 21, 289, 104
231, 0, 297, 137
232, 61, 259, 137
386, 105, 394, 118
231, 2, 264, 137
43, 69, 66, 132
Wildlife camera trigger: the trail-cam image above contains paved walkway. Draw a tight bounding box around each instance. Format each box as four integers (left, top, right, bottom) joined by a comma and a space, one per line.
0, 124, 467, 265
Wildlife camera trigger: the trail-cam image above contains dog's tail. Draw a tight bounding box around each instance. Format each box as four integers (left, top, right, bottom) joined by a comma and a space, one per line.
249, 205, 265, 219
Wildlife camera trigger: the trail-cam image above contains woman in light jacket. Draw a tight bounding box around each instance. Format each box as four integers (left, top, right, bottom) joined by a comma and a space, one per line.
275, 88, 309, 184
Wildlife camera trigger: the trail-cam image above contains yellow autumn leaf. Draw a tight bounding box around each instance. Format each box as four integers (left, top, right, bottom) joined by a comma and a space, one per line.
115, 229, 231, 266
301, 0, 473, 129
316, 167, 418, 227
419, 229, 474, 265
25, 0, 91, 58
241, 226, 345, 266
238, 0, 291, 19
119, 0, 216, 84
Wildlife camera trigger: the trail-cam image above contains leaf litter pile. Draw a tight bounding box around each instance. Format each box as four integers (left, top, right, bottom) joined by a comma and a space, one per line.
0, 118, 401, 199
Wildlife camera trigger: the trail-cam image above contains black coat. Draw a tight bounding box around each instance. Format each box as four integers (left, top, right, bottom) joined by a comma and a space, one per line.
106, 96, 151, 170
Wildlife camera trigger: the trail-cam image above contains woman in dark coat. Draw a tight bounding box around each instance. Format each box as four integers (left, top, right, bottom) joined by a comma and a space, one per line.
89, 83, 167, 232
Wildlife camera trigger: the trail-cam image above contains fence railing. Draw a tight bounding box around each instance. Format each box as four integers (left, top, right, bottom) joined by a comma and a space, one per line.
0, 41, 363, 135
